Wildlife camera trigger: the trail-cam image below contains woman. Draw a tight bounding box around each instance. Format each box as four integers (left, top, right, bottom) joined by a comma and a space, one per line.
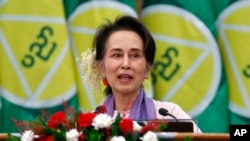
81, 15, 201, 133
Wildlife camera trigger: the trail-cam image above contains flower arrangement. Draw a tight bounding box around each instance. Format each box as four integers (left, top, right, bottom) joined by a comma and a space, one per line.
7, 102, 168, 141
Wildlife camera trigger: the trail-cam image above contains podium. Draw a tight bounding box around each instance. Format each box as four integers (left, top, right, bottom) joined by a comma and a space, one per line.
0, 133, 229, 141
136, 119, 195, 132
157, 132, 229, 141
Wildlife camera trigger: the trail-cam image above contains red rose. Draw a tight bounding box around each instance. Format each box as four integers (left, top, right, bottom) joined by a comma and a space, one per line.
119, 118, 133, 135
76, 112, 96, 129
47, 111, 66, 129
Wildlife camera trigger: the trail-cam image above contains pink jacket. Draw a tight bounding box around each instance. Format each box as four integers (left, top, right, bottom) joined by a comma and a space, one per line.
154, 100, 202, 133
113, 99, 201, 133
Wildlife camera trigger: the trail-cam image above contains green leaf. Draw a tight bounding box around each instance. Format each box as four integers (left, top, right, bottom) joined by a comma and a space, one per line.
111, 113, 122, 136
89, 129, 102, 141
83, 128, 102, 141
111, 123, 120, 136
160, 124, 168, 131
53, 132, 66, 141
82, 127, 103, 141
42, 127, 66, 141
128, 131, 140, 141
36, 116, 46, 126
43, 127, 56, 135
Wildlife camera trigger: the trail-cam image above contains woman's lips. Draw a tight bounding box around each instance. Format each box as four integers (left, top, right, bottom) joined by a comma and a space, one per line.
118, 74, 133, 80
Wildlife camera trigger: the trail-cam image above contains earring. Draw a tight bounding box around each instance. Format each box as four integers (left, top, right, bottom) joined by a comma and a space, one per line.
102, 77, 109, 86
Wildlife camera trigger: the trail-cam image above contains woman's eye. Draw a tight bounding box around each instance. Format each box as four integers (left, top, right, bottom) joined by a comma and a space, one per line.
131, 53, 139, 58
112, 53, 121, 57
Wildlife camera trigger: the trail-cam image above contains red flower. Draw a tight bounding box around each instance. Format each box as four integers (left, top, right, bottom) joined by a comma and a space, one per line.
140, 120, 165, 134
119, 118, 133, 135
47, 111, 66, 129
76, 112, 96, 129
33, 125, 44, 134
103, 128, 112, 137
78, 133, 85, 141
35, 135, 54, 141
94, 105, 107, 114
9, 101, 169, 141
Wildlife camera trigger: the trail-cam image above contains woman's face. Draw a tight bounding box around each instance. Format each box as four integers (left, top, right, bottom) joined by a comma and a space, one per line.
98, 30, 150, 96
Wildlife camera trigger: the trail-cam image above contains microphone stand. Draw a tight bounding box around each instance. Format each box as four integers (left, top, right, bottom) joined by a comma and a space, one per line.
158, 108, 179, 122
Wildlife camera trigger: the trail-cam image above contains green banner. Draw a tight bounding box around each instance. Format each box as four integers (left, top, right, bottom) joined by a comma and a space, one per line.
141, 0, 250, 133
216, 0, 250, 125
0, 0, 78, 132
1, 0, 250, 134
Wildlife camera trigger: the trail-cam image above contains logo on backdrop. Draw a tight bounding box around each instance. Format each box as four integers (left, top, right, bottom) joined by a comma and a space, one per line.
141, 5, 222, 117
217, 0, 250, 118
0, 0, 76, 108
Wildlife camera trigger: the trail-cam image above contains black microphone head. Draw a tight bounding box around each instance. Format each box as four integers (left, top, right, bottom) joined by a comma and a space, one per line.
158, 108, 169, 116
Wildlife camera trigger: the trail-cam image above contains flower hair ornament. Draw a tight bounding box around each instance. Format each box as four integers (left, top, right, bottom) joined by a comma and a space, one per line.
79, 48, 102, 95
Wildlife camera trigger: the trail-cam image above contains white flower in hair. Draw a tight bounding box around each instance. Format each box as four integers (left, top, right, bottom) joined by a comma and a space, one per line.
79, 48, 101, 95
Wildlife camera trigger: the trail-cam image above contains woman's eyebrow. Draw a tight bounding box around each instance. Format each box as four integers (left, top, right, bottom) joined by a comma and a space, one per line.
109, 48, 122, 52
130, 48, 143, 52
108, 48, 143, 52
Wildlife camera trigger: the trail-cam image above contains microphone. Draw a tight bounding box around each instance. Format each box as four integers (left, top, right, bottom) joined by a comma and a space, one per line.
158, 108, 178, 122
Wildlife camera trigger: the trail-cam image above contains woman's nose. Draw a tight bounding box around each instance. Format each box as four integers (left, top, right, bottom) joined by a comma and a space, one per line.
121, 56, 131, 70
122, 65, 130, 70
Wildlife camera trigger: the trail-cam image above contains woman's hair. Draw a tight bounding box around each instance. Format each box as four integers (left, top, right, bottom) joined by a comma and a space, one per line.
92, 15, 156, 94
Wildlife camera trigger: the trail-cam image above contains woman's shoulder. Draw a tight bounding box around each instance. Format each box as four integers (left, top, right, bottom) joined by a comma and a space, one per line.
153, 99, 202, 133
153, 99, 182, 110
152, 99, 191, 119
